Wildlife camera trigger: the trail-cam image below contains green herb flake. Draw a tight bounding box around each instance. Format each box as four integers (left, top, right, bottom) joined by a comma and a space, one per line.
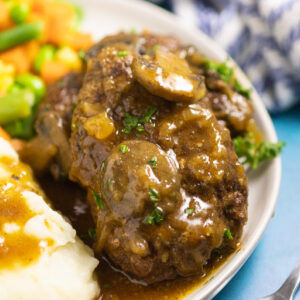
78, 49, 85, 60
185, 208, 195, 215
72, 103, 77, 112
88, 228, 96, 239
101, 162, 105, 172
233, 134, 285, 169
122, 106, 157, 134
122, 113, 139, 134
140, 106, 157, 124
149, 187, 159, 201
145, 207, 164, 225
234, 79, 252, 99
120, 144, 128, 153
107, 179, 114, 187
204, 59, 234, 83
152, 44, 160, 55
103, 284, 111, 289
117, 50, 129, 58
224, 229, 233, 240
72, 123, 76, 129
136, 124, 145, 132
148, 156, 157, 168
92, 191, 105, 210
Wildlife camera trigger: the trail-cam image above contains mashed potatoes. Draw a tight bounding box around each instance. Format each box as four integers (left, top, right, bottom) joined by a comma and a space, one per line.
0, 136, 100, 300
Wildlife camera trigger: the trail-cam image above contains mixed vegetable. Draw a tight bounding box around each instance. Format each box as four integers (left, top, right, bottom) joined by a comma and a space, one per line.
0, 0, 93, 139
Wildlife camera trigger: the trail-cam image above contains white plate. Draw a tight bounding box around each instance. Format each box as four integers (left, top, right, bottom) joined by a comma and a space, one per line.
74, 0, 282, 299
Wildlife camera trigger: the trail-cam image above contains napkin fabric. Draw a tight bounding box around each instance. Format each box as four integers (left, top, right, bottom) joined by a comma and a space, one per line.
147, 0, 300, 112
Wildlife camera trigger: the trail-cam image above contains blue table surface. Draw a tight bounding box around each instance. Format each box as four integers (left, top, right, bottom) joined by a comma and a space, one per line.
214, 104, 300, 300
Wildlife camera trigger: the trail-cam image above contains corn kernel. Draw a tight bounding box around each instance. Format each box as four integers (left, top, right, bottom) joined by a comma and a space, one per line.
56, 46, 82, 72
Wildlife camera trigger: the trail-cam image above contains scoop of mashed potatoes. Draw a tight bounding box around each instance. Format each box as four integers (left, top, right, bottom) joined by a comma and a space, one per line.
0, 135, 100, 300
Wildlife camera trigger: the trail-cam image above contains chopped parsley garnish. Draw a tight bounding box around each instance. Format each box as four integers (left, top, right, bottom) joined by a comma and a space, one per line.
100, 162, 105, 172
136, 124, 145, 132
92, 191, 104, 210
224, 229, 233, 240
120, 144, 128, 153
185, 208, 195, 215
122, 106, 157, 134
78, 49, 85, 60
140, 106, 157, 124
204, 59, 233, 83
148, 157, 157, 168
234, 79, 252, 99
145, 207, 164, 225
117, 50, 129, 58
88, 228, 96, 239
149, 187, 159, 202
233, 134, 285, 169
107, 179, 114, 187
122, 113, 139, 134
72, 103, 77, 112
152, 44, 160, 55
71, 123, 76, 128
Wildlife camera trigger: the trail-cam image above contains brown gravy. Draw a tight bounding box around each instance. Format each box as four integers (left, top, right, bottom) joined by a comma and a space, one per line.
39, 175, 235, 300
0, 156, 51, 270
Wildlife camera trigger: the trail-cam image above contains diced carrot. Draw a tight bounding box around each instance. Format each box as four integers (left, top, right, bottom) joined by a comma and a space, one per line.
24, 40, 40, 63
31, 0, 49, 14
0, 46, 31, 74
0, 2, 14, 31
0, 127, 11, 141
66, 32, 94, 51
41, 60, 70, 85
45, 2, 75, 46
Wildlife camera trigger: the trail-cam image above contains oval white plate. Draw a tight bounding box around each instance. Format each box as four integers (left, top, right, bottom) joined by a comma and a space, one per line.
74, 0, 282, 299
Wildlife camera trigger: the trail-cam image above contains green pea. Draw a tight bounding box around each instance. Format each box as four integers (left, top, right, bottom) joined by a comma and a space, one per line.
15, 73, 46, 104
34, 45, 56, 73
7, 83, 23, 94
10, 4, 30, 24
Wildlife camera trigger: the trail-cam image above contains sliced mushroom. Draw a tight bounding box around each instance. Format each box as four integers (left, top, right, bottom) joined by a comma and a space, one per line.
132, 48, 206, 103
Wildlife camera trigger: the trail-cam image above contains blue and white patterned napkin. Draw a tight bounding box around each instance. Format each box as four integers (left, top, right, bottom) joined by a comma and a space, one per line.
147, 0, 300, 112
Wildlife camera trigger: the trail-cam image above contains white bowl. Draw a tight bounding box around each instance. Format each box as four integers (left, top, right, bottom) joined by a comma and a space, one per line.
74, 0, 282, 298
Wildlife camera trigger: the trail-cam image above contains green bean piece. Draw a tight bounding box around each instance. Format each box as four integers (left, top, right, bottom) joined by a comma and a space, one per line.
0, 22, 44, 52
10, 3, 30, 24
3, 112, 35, 140
34, 45, 56, 73
15, 73, 46, 103
0, 90, 34, 125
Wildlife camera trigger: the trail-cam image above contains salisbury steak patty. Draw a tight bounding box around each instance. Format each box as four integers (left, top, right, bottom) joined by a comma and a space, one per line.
69, 32, 248, 283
